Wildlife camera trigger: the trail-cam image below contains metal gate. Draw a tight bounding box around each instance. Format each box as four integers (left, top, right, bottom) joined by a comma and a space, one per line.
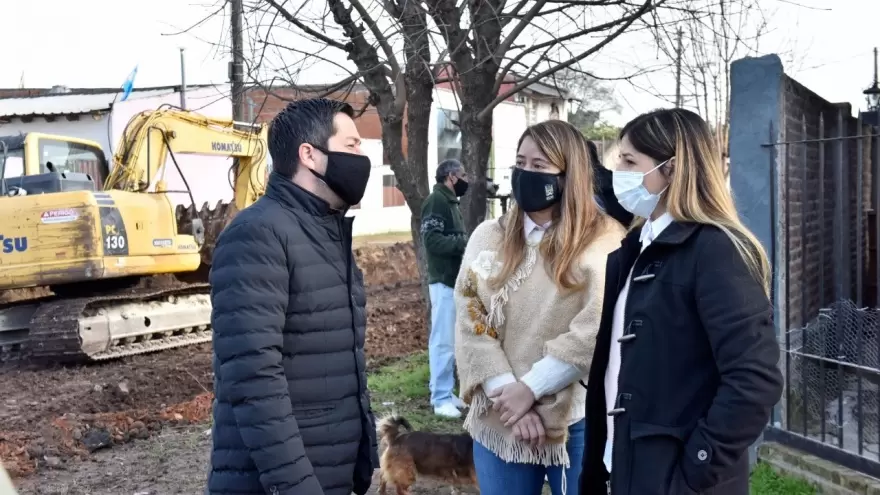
762, 109, 880, 478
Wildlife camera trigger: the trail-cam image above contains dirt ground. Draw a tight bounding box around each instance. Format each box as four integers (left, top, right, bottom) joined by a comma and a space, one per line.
14, 424, 477, 495
1, 242, 435, 494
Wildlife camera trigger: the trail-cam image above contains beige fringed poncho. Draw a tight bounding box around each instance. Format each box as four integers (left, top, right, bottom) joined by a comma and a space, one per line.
454, 216, 624, 467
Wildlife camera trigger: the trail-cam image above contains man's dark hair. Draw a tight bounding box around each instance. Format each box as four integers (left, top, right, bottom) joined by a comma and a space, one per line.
586, 140, 601, 166
585, 139, 608, 189
268, 98, 355, 178
435, 158, 463, 183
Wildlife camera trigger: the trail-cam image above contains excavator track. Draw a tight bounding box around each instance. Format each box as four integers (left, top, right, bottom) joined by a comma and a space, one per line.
26, 283, 212, 363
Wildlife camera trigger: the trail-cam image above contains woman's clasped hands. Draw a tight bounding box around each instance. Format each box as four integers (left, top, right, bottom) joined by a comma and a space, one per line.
488, 382, 546, 447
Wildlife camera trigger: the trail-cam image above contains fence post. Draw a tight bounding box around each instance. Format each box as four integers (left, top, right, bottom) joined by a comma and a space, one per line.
729, 53, 785, 468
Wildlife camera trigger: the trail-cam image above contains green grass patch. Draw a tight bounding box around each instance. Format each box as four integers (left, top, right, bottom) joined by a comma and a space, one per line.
368, 353, 818, 494
749, 462, 816, 494
368, 351, 463, 433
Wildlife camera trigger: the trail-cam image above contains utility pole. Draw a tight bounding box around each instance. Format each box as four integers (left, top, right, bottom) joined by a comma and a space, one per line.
230, 0, 245, 122
674, 27, 683, 108
868, 46, 880, 86
179, 48, 187, 109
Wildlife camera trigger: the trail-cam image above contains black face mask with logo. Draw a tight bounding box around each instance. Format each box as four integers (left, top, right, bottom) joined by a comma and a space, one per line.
308, 144, 372, 207
511, 167, 564, 212
453, 177, 469, 197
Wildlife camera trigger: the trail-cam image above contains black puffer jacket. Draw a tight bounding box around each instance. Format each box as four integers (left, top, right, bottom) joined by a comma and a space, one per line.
207, 172, 379, 495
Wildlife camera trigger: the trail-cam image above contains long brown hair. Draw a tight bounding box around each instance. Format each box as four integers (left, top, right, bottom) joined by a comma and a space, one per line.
489, 120, 607, 291
620, 108, 770, 294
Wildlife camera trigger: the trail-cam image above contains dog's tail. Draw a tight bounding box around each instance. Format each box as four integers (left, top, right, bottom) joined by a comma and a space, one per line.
376, 414, 413, 445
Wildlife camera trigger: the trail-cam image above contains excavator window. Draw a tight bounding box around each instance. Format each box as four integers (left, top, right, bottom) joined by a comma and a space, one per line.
38, 139, 109, 190
1, 149, 24, 179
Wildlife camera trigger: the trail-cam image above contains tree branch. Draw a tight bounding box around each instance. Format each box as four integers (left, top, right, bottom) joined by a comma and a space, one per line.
478, 0, 661, 121
425, 0, 475, 77
263, 0, 348, 51
492, 0, 550, 69
326, 0, 401, 119
491, 3, 661, 96
348, 0, 402, 80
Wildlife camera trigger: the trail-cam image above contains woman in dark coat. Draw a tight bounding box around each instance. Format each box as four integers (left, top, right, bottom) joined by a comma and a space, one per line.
579, 108, 783, 495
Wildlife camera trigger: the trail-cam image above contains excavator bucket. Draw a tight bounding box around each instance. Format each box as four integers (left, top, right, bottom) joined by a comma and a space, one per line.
175, 200, 240, 279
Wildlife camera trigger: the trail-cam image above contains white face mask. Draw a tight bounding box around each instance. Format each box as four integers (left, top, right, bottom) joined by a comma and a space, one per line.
612, 159, 669, 219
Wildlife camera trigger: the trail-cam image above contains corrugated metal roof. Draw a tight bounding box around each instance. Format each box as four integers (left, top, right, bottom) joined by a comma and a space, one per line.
0, 89, 178, 118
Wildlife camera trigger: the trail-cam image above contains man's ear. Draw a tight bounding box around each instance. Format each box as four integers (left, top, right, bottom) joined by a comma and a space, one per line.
298, 143, 317, 172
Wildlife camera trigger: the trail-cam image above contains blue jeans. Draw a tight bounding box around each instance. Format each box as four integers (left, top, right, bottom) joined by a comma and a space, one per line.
473, 419, 586, 495
428, 282, 456, 407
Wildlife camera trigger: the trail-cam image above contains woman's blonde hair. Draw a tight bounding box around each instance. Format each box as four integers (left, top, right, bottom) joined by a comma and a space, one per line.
621, 108, 770, 294
489, 120, 607, 291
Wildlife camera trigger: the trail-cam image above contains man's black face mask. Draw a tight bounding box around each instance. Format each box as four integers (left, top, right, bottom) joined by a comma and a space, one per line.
308, 144, 372, 207
453, 177, 469, 197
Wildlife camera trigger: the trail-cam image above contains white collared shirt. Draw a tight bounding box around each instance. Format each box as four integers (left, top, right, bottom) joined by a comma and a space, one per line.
603, 212, 674, 472
524, 214, 552, 245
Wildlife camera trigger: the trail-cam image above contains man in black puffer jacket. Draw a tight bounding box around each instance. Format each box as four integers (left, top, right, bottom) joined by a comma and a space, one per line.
207, 98, 379, 495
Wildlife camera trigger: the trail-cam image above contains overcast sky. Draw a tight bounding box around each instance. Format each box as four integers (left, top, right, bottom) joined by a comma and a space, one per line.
2, 0, 876, 126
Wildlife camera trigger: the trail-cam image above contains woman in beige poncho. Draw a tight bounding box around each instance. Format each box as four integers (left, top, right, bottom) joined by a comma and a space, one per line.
454, 120, 624, 495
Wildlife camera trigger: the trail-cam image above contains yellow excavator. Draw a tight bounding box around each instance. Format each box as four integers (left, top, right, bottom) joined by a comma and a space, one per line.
0, 105, 268, 363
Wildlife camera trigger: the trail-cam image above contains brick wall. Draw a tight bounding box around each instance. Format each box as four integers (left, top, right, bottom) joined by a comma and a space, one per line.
779, 75, 874, 330
244, 87, 402, 157
0, 89, 49, 98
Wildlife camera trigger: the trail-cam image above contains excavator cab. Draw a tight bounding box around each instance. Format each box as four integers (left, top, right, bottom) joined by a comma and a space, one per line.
0, 133, 108, 197
0, 131, 204, 294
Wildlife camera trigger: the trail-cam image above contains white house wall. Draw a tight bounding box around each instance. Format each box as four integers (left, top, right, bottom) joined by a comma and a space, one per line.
491, 102, 528, 196
0, 114, 108, 162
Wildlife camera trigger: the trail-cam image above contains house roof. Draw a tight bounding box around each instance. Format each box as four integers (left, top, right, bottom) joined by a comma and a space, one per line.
0, 84, 218, 119
520, 79, 570, 99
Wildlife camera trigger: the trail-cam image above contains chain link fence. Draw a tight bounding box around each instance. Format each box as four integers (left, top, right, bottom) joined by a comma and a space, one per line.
786, 300, 880, 456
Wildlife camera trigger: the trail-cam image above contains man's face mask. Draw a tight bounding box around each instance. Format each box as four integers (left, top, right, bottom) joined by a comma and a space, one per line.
453, 176, 469, 197
308, 144, 372, 206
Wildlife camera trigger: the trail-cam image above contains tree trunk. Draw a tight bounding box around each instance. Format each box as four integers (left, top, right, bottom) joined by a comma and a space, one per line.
398, 89, 434, 326
397, 1, 436, 326
458, 105, 495, 232
381, 114, 433, 324
410, 215, 431, 325
402, 95, 434, 325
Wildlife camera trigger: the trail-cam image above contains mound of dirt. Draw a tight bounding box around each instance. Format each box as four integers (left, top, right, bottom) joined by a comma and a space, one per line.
0, 241, 429, 480
355, 242, 419, 287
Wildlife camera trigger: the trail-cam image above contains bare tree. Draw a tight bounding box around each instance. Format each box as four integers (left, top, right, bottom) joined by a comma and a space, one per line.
641, 0, 804, 176
223, 0, 700, 230
181, 0, 759, 314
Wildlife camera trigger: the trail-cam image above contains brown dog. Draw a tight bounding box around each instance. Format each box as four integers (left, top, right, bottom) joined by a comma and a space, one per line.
376, 414, 479, 495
